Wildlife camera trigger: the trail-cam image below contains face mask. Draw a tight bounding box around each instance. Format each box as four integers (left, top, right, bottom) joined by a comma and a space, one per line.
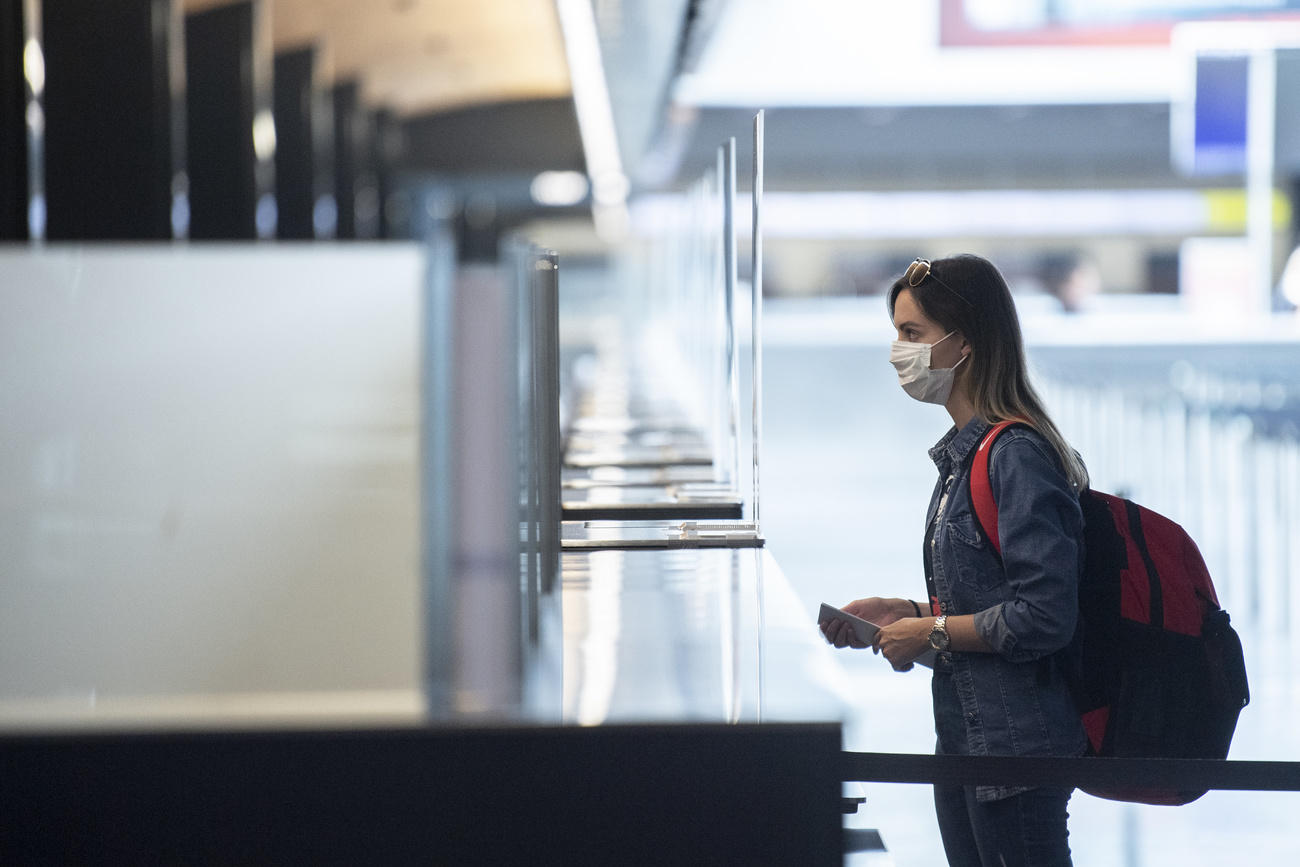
890, 331, 967, 405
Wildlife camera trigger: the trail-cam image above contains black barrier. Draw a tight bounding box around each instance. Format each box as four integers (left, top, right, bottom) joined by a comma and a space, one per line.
1, 724, 844, 865
843, 751, 1300, 792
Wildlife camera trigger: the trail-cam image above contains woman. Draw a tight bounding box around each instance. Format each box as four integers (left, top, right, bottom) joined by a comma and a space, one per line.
821, 254, 1088, 867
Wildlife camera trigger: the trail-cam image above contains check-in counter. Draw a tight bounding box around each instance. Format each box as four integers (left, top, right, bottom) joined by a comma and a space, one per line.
0, 245, 852, 863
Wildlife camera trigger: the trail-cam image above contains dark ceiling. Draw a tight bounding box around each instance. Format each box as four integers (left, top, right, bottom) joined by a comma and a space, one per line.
400, 98, 585, 175
394, 35, 1300, 207
651, 103, 1189, 193
397, 100, 1190, 192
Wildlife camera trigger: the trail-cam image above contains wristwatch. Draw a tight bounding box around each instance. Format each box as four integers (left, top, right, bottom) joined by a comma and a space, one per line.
928, 615, 951, 652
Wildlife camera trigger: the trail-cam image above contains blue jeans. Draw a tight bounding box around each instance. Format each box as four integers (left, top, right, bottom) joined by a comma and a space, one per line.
932, 669, 1074, 867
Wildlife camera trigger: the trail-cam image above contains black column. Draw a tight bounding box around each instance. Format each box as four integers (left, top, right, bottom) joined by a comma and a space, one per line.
1, 0, 27, 239
273, 45, 317, 240
332, 79, 362, 240
185, 0, 272, 240
354, 109, 381, 240
372, 108, 404, 240
312, 76, 336, 238
42, 0, 179, 240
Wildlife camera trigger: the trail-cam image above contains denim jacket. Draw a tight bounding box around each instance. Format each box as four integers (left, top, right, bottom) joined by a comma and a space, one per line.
926, 417, 1087, 801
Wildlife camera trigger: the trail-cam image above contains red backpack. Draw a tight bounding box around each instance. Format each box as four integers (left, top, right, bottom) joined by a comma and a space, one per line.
971, 421, 1250, 805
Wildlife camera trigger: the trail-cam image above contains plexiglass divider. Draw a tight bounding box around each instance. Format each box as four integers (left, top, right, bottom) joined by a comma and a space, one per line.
423, 225, 458, 716
511, 242, 540, 646
425, 236, 564, 720
577, 158, 729, 470
534, 250, 562, 597
750, 110, 765, 531
722, 137, 742, 494
557, 115, 770, 541
432, 259, 523, 718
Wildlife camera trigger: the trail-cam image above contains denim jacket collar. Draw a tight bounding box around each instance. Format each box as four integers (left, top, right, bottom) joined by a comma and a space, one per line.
927, 416, 991, 477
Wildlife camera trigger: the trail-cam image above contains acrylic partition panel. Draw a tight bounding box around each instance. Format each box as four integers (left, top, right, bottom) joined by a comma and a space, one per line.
440, 264, 522, 718
423, 242, 563, 720
0, 244, 426, 724
602, 147, 735, 481
529, 249, 562, 599
517, 245, 562, 716
748, 111, 764, 530
721, 138, 741, 493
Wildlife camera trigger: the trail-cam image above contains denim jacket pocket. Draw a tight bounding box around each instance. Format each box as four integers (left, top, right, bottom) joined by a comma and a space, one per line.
945, 512, 1004, 592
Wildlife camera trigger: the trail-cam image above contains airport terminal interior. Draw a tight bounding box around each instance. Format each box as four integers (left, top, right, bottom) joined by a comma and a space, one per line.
3, 1, 1300, 864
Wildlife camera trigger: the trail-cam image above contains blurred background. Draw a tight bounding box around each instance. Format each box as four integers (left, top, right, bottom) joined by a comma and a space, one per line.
4, 1, 1300, 865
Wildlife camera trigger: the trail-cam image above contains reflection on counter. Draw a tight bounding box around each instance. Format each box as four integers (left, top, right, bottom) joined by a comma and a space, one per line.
560, 547, 849, 727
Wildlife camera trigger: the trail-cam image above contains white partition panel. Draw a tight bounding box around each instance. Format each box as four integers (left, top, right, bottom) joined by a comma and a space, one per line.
0, 244, 425, 717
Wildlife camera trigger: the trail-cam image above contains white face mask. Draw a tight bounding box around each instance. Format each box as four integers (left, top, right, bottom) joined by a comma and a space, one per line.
890, 331, 968, 405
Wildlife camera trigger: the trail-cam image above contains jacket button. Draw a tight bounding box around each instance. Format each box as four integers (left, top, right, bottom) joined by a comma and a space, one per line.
939, 603, 947, 614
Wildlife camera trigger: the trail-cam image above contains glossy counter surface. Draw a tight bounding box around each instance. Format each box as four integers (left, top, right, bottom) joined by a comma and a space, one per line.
1, 546, 844, 733
557, 547, 847, 725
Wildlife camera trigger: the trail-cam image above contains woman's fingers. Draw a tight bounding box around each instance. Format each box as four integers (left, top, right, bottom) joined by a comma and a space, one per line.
874, 621, 923, 671
820, 619, 847, 648
820, 618, 869, 650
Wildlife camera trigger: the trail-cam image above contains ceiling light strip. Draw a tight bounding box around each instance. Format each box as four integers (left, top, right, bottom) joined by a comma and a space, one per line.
631, 188, 1284, 239
555, 0, 628, 239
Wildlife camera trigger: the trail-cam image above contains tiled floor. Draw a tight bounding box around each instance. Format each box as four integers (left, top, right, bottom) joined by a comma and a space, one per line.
759, 309, 1300, 866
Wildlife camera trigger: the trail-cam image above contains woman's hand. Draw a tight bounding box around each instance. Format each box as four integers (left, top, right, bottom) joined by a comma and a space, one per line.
820, 597, 913, 649
872, 617, 935, 671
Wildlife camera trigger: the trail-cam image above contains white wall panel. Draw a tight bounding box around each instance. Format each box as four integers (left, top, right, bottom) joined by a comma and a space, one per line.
0, 244, 424, 712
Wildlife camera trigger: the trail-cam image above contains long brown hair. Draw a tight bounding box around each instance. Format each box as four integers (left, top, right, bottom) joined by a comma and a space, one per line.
887, 254, 1089, 490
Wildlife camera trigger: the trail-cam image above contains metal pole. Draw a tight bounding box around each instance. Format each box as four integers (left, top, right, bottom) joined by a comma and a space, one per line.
539, 250, 561, 596
519, 243, 539, 645
1247, 47, 1277, 314
423, 224, 456, 717
23, 0, 45, 240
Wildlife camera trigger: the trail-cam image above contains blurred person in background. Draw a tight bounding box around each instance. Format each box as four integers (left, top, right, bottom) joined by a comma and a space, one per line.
821, 254, 1088, 867
1279, 243, 1300, 312
1040, 252, 1102, 313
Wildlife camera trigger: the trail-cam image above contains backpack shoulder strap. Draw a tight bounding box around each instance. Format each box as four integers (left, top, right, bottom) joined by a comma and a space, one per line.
970, 420, 1023, 557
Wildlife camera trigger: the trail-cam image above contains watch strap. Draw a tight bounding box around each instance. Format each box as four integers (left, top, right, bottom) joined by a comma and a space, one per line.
929, 614, 950, 651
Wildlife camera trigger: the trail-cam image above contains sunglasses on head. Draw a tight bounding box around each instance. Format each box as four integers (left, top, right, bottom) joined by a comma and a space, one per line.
904, 258, 974, 308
